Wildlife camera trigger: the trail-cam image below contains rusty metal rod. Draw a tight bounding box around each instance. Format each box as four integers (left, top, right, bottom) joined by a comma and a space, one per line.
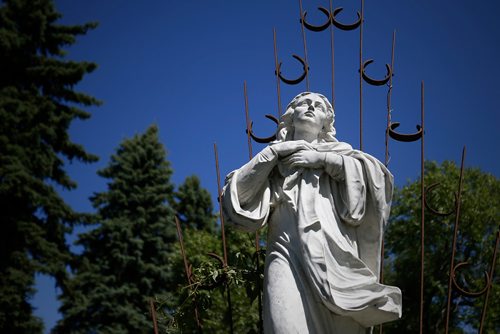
175, 216, 191, 284
213, 143, 234, 334
243, 82, 253, 160
419, 81, 426, 334
385, 30, 396, 167
478, 226, 500, 333
380, 33, 397, 334
273, 28, 283, 118
150, 299, 159, 334
329, 0, 335, 107
298, 0, 310, 91
381, 30, 396, 285
214, 143, 229, 267
242, 83, 261, 251
174, 216, 202, 331
444, 146, 466, 334
242, 82, 264, 332
359, 0, 365, 151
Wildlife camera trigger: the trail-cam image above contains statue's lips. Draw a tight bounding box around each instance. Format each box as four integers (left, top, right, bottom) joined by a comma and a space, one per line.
304, 111, 315, 117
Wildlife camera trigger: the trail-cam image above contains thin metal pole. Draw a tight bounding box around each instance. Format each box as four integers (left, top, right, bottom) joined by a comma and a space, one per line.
380, 35, 397, 334
380, 31, 396, 291
214, 143, 229, 267
243, 82, 253, 160
329, 0, 335, 107
479, 226, 500, 333
213, 143, 234, 334
243, 83, 261, 249
359, 0, 365, 151
174, 216, 202, 330
175, 216, 191, 285
150, 299, 159, 334
385, 30, 396, 167
444, 146, 466, 334
242, 82, 263, 333
243, 81, 260, 251
419, 81, 426, 334
298, 0, 310, 91
273, 28, 283, 118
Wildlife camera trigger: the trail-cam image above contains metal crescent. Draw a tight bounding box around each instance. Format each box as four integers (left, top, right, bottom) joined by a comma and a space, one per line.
204, 252, 226, 289
424, 182, 457, 216
331, 7, 362, 31
276, 54, 309, 85
301, 7, 331, 32
388, 122, 423, 142
361, 59, 392, 86
246, 114, 280, 144
451, 262, 491, 298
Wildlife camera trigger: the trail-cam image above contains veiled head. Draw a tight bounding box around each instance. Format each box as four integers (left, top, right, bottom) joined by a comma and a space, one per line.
275, 92, 336, 143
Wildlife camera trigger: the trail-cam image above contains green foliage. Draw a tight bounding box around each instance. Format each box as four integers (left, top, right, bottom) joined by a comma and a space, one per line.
174, 175, 216, 232
163, 223, 264, 333
0, 0, 98, 331
383, 161, 500, 333
55, 126, 177, 333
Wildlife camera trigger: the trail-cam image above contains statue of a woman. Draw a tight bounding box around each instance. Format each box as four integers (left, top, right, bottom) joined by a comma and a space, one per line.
222, 92, 402, 333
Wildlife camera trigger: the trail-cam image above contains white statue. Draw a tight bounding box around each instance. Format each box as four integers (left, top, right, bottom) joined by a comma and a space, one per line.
222, 92, 402, 333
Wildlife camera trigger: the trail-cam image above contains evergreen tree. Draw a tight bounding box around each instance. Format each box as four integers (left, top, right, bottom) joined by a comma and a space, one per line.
174, 175, 216, 232
0, 0, 99, 331
383, 161, 499, 333
55, 125, 177, 333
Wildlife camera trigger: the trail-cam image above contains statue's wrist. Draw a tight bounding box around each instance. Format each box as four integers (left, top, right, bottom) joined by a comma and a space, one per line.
324, 153, 344, 178
261, 146, 278, 162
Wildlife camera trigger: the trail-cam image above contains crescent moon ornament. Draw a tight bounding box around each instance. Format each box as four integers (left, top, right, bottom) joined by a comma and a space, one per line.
276, 54, 309, 85
301, 7, 331, 32
424, 182, 457, 216
204, 252, 226, 289
451, 262, 491, 298
388, 122, 423, 142
246, 114, 280, 143
331, 7, 362, 31
361, 59, 392, 86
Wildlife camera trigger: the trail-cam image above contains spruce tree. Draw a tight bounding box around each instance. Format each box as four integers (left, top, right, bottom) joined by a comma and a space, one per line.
175, 175, 216, 232
0, 0, 99, 331
55, 125, 178, 333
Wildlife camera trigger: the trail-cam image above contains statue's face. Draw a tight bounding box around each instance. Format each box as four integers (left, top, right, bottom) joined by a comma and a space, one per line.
292, 93, 327, 137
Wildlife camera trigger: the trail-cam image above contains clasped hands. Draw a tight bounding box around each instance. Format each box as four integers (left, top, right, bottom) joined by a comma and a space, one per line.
269, 140, 342, 170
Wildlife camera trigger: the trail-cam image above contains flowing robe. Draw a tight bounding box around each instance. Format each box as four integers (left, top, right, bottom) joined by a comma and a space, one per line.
222, 141, 402, 333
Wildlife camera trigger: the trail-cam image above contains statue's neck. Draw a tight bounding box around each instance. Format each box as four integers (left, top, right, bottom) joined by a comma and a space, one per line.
293, 129, 318, 143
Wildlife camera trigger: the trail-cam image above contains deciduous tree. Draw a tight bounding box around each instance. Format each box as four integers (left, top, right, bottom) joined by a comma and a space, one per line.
383, 161, 499, 333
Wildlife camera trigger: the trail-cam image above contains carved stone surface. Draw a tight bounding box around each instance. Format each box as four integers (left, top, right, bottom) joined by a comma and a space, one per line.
222, 92, 402, 333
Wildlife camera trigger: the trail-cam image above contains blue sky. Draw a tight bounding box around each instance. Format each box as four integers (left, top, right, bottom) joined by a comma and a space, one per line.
31, 0, 499, 331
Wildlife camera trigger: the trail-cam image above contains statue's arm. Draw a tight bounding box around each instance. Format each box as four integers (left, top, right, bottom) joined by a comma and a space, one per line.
221, 141, 314, 232
323, 152, 345, 180
327, 154, 367, 226
236, 140, 313, 204
235, 146, 278, 206
221, 146, 277, 232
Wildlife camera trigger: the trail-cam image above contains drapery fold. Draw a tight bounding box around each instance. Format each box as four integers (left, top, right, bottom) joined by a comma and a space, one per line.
222, 141, 402, 331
